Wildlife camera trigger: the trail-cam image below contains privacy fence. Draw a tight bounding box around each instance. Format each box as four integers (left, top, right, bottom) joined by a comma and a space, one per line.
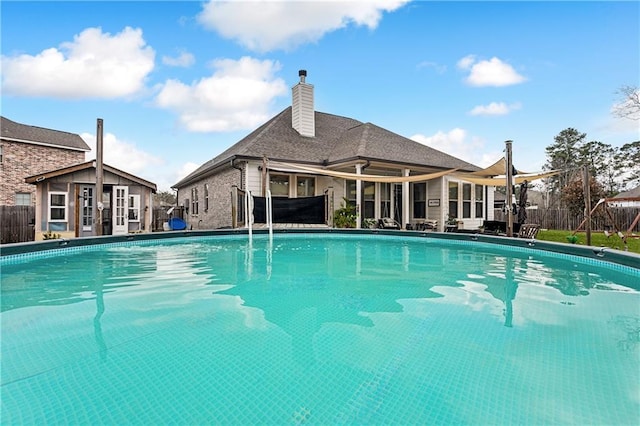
1, 206, 35, 244
493, 207, 640, 233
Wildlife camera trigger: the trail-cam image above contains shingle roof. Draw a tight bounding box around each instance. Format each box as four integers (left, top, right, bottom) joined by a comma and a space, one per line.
1, 116, 90, 151
613, 185, 640, 199
175, 107, 480, 187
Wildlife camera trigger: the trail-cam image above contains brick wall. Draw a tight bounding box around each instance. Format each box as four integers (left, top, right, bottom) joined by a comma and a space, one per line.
180, 166, 242, 230
0, 140, 86, 205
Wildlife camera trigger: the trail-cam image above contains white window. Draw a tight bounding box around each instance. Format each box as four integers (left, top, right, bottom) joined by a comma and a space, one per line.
475, 185, 484, 218
191, 187, 199, 214
363, 181, 375, 219
270, 174, 290, 197
15, 192, 32, 206
204, 184, 209, 212
413, 183, 426, 219
462, 183, 472, 218
448, 182, 459, 219
49, 192, 67, 222
128, 194, 140, 222
296, 176, 315, 197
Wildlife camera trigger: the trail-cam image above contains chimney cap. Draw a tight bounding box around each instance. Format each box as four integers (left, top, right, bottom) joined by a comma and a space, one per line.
298, 70, 307, 77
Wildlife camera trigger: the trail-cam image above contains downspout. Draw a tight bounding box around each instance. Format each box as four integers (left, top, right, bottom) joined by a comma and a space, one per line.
231, 157, 244, 189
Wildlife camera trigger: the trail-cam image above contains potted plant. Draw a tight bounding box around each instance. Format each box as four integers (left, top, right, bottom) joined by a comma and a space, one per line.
333, 198, 357, 228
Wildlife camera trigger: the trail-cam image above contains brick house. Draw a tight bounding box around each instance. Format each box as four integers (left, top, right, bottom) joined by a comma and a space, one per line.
1, 116, 90, 206
173, 71, 494, 231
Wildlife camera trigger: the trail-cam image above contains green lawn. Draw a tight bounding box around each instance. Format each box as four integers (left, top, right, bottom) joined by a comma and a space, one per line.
536, 229, 640, 254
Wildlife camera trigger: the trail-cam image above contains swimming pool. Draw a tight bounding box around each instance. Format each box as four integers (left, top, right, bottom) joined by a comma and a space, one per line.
1, 232, 639, 424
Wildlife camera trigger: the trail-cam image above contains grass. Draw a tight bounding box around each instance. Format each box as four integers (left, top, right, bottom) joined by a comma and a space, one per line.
536, 229, 640, 254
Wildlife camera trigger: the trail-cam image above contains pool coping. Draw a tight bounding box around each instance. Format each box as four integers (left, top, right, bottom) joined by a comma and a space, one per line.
2, 228, 639, 271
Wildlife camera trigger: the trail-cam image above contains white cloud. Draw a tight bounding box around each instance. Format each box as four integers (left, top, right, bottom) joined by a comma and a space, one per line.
177, 162, 200, 182
456, 54, 476, 70
1, 27, 154, 99
162, 51, 195, 67
417, 61, 446, 74
469, 101, 521, 116
82, 132, 164, 184
410, 128, 500, 167
154, 56, 288, 132
458, 55, 526, 87
197, 0, 411, 52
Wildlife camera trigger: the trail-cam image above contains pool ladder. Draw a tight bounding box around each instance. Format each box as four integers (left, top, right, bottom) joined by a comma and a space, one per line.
244, 190, 273, 243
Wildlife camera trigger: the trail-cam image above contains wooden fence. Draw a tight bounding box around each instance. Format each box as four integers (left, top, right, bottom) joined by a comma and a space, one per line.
152, 207, 185, 231
1, 206, 35, 244
493, 207, 640, 232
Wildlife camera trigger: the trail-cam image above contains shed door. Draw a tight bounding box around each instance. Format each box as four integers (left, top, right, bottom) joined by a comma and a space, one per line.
80, 185, 94, 237
113, 186, 129, 235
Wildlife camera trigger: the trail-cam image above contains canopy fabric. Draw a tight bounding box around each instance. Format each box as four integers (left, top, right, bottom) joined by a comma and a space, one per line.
453, 170, 561, 186
467, 157, 530, 177
268, 160, 458, 183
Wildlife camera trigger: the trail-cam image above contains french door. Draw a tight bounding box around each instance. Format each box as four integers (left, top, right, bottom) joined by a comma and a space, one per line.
113, 186, 129, 235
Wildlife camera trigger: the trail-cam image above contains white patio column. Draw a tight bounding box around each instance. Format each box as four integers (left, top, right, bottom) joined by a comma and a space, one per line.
355, 164, 362, 229
402, 168, 410, 229
440, 177, 447, 232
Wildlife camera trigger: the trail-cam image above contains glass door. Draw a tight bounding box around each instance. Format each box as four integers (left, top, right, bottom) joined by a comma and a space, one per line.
80, 186, 94, 237
112, 186, 128, 235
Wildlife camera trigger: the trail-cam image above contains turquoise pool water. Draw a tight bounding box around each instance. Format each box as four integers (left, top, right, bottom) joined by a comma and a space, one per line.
1, 233, 639, 425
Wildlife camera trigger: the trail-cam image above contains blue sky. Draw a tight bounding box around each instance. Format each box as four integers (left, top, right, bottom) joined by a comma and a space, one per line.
2, 1, 638, 191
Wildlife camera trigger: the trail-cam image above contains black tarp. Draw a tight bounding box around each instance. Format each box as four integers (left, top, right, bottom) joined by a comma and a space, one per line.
253, 195, 326, 224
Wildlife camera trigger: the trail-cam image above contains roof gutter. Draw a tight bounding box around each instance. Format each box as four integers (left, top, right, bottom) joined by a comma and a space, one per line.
231, 157, 244, 189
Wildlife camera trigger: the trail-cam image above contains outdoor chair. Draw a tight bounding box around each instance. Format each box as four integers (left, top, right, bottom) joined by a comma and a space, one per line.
518, 224, 540, 239
378, 218, 401, 230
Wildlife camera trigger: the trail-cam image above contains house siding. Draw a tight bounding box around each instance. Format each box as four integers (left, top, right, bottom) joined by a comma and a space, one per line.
0, 140, 85, 205
246, 162, 262, 194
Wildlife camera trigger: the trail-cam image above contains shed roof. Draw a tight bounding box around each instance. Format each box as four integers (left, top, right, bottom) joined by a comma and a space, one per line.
25, 160, 157, 192
1, 116, 90, 151
175, 107, 479, 187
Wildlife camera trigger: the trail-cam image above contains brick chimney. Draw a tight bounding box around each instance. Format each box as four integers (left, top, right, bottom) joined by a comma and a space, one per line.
291, 69, 315, 137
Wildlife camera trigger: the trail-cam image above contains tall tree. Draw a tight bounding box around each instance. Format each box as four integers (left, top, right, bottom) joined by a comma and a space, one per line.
613, 85, 640, 121
543, 128, 586, 202
561, 176, 606, 216
616, 140, 640, 190
153, 190, 177, 206
579, 141, 621, 196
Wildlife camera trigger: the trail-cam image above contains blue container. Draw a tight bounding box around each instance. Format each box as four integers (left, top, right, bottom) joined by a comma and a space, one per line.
168, 217, 187, 230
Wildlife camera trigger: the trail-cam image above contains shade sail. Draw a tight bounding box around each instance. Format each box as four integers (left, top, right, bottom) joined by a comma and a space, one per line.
267, 160, 458, 183
467, 158, 530, 177
454, 170, 561, 186
453, 155, 561, 186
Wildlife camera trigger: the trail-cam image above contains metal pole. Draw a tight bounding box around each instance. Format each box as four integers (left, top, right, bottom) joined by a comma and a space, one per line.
96, 118, 104, 236
505, 140, 514, 237
583, 165, 592, 246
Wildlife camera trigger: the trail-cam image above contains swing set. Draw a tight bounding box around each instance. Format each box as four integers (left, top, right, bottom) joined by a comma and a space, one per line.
572, 196, 640, 250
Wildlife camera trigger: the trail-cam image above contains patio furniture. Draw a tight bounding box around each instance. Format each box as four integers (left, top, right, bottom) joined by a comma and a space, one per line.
517, 224, 540, 239
378, 218, 401, 229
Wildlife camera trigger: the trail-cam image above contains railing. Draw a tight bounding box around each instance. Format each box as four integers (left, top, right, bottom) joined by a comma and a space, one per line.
245, 191, 253, 240
266, 189, 273, 240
